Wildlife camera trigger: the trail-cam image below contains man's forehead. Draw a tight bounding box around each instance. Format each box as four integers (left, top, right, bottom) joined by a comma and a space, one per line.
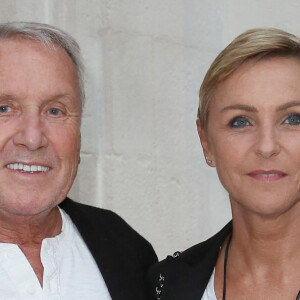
0, 37, 82, 114
0, 37, 67, 57
0, 39, 79, 99
0, 38, 78, 82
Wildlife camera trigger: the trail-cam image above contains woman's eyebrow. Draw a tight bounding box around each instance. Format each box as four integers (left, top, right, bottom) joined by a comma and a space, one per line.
221, 104, 257, 113
276, 100, 300, 111
221, 101, 300, 113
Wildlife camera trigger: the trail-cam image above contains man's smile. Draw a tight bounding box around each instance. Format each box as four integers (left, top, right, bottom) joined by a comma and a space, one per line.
5, 163, 50, 173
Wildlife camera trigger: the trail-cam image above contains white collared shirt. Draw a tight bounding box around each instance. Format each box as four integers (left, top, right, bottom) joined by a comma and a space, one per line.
0, 208, 112, 300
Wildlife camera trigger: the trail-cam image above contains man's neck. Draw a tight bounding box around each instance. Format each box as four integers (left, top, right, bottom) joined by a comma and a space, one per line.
0, 206, 62, 286
0, 206, 62, 245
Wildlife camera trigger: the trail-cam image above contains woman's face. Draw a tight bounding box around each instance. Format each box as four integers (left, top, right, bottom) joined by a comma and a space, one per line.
198, 56, 300, 217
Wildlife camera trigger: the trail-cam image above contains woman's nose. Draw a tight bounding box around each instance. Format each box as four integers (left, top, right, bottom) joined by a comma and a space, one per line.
255, 125, 280, 158
13, 111, 48, 151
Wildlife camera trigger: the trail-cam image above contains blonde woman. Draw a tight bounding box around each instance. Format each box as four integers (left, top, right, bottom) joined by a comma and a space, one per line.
149, 28, 300, 300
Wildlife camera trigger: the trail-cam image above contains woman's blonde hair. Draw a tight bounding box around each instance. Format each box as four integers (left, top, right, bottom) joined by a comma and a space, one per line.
198, 28, 300, 129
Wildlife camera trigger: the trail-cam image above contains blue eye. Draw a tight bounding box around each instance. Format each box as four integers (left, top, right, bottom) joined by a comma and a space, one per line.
0, 105, 11, 113
284, 114, 300, 125
229, 116, 250, 128
48, 108, 62, 116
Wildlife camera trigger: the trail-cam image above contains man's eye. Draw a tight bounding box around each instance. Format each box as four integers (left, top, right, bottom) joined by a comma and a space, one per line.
0, 105, 12, 113
229, 116, 251, 128
48, 108, 62, 116
284, 114, 300, 125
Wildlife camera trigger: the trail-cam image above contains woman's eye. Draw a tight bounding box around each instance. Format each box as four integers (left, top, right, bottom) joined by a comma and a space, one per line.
284, 114, 300, 125
48, 107, 62, 116
229, 116, 250, 128
0, 105, 12, 113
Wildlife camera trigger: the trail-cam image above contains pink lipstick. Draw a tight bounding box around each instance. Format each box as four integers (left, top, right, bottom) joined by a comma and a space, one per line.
247, 170, 287, 182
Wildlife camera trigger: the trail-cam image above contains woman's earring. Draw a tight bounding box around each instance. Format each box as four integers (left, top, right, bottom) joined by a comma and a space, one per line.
206, 157, 212, 164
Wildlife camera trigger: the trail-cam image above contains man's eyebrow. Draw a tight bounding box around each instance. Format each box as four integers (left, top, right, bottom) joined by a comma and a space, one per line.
276, 100, 300, 111
45, 94, 74, 102
221, 104, 258, 113
0, 94, 18, 101
0, 93, 72, 101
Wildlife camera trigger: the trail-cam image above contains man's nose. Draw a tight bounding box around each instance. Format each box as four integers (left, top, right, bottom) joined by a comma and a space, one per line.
255, 124, 280, 159
13, 111, 48, 150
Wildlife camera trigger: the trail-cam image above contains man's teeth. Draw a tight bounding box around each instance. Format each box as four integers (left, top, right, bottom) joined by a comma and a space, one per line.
6, 163, 50, 172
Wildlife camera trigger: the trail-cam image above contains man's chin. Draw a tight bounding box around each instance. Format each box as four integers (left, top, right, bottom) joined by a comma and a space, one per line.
0, 196, 62, 218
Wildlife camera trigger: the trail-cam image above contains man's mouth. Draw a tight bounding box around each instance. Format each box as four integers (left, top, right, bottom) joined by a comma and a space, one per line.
5, 163, 50, 173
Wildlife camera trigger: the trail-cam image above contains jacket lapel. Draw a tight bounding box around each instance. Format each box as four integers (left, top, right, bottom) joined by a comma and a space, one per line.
60, 198, 157, 300
59, 199, 130, 300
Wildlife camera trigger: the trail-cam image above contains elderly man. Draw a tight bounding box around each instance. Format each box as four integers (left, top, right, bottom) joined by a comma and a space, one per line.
0, 22, 157, 299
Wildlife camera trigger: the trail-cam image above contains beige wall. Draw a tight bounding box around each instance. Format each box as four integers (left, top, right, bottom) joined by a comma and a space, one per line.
1, 0, 300, 259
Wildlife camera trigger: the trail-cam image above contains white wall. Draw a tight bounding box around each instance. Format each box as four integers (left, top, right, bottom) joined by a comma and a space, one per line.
2, 0, 300, 259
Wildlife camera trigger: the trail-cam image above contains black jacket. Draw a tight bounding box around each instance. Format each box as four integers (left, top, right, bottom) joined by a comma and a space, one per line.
147, 222, 232, 300
59, 198, 158, 300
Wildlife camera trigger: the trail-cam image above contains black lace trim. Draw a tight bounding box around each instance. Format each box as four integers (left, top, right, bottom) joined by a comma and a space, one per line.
155, 251, 181, 299
155, 273, 164, 300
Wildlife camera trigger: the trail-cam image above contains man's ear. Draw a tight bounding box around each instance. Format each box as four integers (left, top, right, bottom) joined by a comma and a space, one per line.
196, 119, 215, 167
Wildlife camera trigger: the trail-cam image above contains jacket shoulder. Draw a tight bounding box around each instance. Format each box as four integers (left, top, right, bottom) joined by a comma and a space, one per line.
60, 197, 126, 223
147, 222, 232, 300
60, 197, 155, 253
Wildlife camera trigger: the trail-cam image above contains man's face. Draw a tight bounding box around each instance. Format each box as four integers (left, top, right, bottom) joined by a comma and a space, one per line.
0, 38, 81, 217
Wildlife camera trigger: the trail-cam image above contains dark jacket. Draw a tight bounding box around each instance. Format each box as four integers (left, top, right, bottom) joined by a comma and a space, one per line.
147, 222, 232, 300
59, 198, 158, 300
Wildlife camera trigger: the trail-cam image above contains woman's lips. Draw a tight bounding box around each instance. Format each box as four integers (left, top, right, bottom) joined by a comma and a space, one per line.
247, 170, 287, 182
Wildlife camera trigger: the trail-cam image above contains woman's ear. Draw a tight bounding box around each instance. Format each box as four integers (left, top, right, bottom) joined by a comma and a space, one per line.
196, 119, 215, 167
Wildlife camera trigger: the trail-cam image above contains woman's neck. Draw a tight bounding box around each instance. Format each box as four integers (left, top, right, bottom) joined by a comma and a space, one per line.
214, 203, 300, 300
231, 202, 300, 267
